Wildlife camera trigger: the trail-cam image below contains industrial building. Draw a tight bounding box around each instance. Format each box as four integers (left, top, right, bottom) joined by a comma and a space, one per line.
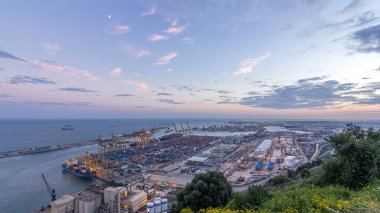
125, 190, 148, 213
280, 156, 303, 170
74, 190, 102, 213
147, 197, 168, 213
253, 139, 273, 160
51, 195, 75, 213
50, 186, 147, 213
146, 174, 194, 189
186, 156, 208, 165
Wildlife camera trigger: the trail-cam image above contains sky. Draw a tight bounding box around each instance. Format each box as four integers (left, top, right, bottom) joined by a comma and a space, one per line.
0, 0, 380, 119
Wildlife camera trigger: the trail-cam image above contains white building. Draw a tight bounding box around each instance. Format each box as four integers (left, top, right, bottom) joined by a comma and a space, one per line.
51, 195, 75, 213
187, 156, 208, 165
253, 139, 273, 159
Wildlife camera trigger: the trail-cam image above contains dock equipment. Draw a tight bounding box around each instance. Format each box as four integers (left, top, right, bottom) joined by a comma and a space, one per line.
255, 161, 264, 170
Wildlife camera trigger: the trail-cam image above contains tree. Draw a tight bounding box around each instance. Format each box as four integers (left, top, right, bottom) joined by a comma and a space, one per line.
226, 186, 270, 210
301, 168, 311, 179
176, 171, 232, 212
267, 176, 290, 187
318, 124, 379, 189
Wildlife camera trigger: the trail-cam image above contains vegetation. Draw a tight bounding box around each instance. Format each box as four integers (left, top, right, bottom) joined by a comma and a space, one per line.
226, 186, 270, 210
296, 159, 322, 172
175, 171, 232, 212
317, 123, 380, 189
176, 124, 380, 212
300, 168, 311, 179
266, 175, 290, 187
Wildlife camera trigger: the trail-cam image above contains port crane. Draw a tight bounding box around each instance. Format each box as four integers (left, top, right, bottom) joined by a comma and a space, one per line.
180, 122, 185, 132
40, 174, 56, 211
42, 174, 56, 202
186, 122, 192, 135
173, 122, 178, 133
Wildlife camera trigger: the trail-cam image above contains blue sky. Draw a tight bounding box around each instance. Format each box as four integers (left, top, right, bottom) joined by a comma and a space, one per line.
0, 0, 380, 119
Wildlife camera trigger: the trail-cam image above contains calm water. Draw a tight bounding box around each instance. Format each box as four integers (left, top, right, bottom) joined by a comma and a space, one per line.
0, 119, 226, 213
0, 119, 227, 152
0, 145, 98, 213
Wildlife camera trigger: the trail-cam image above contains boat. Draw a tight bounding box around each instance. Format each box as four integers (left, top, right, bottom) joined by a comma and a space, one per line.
62, 159, 95, 180
159, 133, 183, 141
61, 125, 74, 131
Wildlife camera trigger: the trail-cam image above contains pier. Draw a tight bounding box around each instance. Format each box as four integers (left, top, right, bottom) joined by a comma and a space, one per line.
0, 140, 101, 158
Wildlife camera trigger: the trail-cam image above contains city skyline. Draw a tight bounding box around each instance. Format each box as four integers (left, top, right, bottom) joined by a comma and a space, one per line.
1, 0, 380, 119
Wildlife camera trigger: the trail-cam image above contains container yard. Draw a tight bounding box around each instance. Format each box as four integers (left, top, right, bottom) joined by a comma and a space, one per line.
37, 121, 334, 212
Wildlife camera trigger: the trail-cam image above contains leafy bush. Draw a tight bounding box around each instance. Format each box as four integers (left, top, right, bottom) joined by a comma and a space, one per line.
266, 175, 291, 187
176, 171, 232, 212
226, 186, 270, 210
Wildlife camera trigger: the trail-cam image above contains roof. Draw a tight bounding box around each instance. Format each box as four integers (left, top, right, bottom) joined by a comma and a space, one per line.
188, 156, 208, 162
51, 194, 75, 206
127, 190, 147, 203
148, 174, 194, 187
74, 190, 102, 202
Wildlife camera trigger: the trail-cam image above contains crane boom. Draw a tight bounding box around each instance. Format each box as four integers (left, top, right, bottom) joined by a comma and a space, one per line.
180, 122, 185, 132
173, 122, 178, 132
42, 174, 56, 201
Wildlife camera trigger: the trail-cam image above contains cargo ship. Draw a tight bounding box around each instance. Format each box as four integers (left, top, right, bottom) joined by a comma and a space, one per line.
159, 133, 183, 141
61, 125, 74, 131
62, 159, 96, 180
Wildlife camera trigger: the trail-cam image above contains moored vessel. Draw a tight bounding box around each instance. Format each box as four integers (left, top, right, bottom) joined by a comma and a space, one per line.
62, 159, 95, 180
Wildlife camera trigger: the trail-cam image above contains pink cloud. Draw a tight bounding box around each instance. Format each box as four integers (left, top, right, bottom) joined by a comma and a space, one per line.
138, 83, 149, 92
148, 34, 169, 41
156, 52, 178, 65
112, 25, 131, 34
234, 52, 271, 76
123, 44, 151, 58
29, 60, 100, 80
164, 20, 187, 35
141, 6, 156, 16
111, 67, 122, 77
124, 79, 150, 92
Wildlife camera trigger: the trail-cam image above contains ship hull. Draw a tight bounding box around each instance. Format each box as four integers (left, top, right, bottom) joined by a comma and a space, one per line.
62, 165, 95, 180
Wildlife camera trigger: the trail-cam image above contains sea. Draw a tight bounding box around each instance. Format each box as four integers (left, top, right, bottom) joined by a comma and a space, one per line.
0, 119, 226, 213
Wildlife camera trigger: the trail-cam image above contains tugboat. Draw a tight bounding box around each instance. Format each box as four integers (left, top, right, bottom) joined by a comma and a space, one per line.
62, 158, 95, 180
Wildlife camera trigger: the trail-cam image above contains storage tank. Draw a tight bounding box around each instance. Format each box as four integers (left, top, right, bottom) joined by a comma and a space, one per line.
154, 199, 162, 213
147, 202, 155, 213
161, 198, 168, 212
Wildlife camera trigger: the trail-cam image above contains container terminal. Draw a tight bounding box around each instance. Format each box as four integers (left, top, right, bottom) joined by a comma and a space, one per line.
36, 121, 336, 213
